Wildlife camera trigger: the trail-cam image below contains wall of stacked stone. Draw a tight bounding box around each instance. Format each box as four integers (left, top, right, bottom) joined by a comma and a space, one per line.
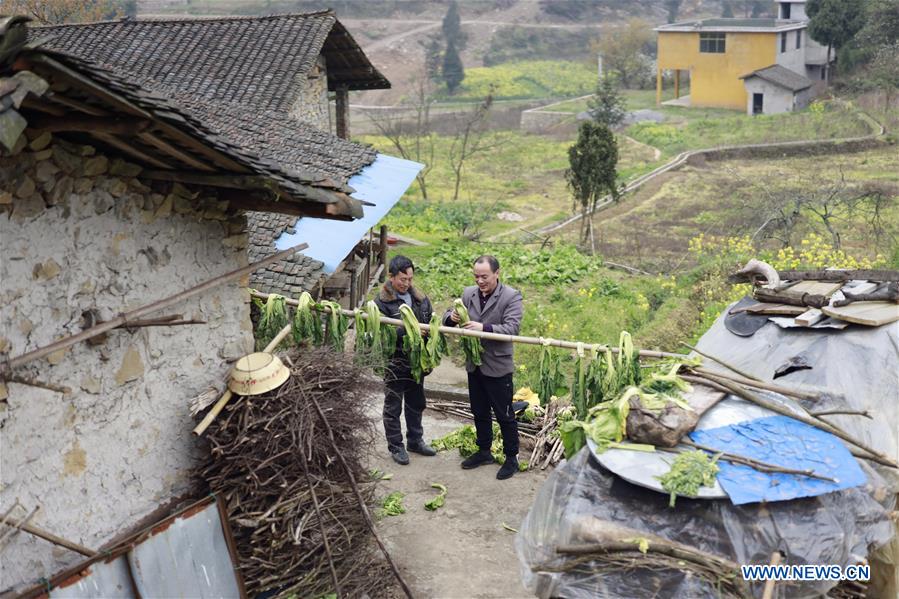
289, 55, 331, 132
0, 132, 255, 591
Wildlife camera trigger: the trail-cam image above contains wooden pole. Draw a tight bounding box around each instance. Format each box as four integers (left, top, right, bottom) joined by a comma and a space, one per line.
192, 323, 293, 437
379, 225, 388, 283
761, 551, 782, 599
3, 243, 308, 373
681, 343, 762, 382
250, 291, 689, 360
0, 516, 98, 557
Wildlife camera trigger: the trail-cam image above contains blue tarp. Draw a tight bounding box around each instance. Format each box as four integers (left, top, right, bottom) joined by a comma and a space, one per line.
690, 415, 867, 505
275, 154, 422, 273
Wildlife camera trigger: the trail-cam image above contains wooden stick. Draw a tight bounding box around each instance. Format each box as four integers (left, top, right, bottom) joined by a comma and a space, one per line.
690, 367, 819, 401
678, 441, 838, 483
701, 373, 898, 469
776, 269, 899, 282
0, 516, 97, 557
4, 376, 71, 394
0, 506, 38, 548
761, 551, 783, 599
4, 243, 308, 373
193, 324, 293, 437
252, 291, 689, 361
681, 343, 762, 382
308, 394, 413, 599
811, 409, 872, 419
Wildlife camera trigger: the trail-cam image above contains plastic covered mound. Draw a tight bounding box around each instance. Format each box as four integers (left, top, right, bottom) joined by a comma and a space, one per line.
516, 448, 895, 599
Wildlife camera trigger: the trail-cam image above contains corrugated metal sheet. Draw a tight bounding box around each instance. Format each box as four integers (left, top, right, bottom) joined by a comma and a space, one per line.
128, 502, 241, 599
50, 556, 134, 599
34, 497, 244, 599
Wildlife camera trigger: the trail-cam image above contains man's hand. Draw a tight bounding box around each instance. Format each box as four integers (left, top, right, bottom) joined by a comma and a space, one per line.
462, 320, 484, 331
450, 310, 461, 324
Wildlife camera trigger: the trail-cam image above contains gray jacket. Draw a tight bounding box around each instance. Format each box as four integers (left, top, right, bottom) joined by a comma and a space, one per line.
446, 282, 523, 377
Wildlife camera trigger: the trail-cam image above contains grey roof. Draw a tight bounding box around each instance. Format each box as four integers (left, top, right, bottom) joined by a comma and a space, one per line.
656, 17, 805, 32
247, 212, 325, 296
32, 12, 389, 103
740, 64, 814, 91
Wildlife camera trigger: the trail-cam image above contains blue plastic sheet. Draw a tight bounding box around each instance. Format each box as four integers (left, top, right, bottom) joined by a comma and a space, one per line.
690, 415, 866, 505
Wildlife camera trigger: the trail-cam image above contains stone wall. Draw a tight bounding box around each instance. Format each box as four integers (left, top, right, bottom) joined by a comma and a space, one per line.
289, 55, 331, 132
0, 133, 255, 592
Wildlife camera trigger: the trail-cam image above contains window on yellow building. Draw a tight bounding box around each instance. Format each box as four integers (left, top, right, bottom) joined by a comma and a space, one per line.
699, 32, 726, 53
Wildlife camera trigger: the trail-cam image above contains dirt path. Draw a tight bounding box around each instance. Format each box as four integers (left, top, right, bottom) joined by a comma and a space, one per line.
366, 364, 547, 598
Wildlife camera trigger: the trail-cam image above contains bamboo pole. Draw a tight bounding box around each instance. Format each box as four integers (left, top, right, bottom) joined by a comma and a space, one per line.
0, 516, 97, 557
681, 343, 762, 383
4, 243, 308, 373
251, 291, 690, 361
193, 324, 293, 437
690, 367, 819, 401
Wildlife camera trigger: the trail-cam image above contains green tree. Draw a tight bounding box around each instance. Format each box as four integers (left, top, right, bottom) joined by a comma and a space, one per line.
591, 19, 653, 89
665, 0, 682, 23
423, 35, 443, 83
807, 0, 866, 81
442, 1, 467, 49
587, 74, 627, 128
566, 122, 619, 243
442, 40, 465, 94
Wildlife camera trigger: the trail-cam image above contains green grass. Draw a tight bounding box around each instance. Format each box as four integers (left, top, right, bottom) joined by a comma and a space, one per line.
627, 102, 874, 157
358, 129, 656, 242
440, 60, 598, 102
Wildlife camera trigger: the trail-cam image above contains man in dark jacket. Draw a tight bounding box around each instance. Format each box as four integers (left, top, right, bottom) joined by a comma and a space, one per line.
446, 255, 523, 480
375, 255, 437, 465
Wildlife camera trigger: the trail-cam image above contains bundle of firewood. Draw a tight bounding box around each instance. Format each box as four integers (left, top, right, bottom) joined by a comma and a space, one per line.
202, 347, 397, 598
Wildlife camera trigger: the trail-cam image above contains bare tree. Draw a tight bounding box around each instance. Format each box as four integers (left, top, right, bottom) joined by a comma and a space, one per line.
447, 89, 500, 202
366, 70, 436, 201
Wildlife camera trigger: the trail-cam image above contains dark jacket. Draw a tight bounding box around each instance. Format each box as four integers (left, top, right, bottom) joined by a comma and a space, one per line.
375, 281, 433, 372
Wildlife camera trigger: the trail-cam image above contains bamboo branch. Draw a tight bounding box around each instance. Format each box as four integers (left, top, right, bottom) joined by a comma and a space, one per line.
810, 409, 872, 419
700, 373, 897, 469
690, 367, 819, 402
0, 515, 97, 557
2, 244, 307, 374
251, 291, 689, 360
681, 343, 762, 382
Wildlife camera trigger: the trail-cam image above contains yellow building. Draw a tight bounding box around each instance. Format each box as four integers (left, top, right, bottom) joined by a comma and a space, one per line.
654, 1, 830, 114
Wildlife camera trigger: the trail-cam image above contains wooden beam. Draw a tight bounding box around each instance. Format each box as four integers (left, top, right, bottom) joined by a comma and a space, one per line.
222, 190, 353, 220
138, 132, 215, 172
19, 97, 65, 117
95, 134, 174, 169
24, 54, 153, 120
335, 85, 350, 140
140, 169, 282, 191
45, 93, 109, 117
28, 114, 151, 135
150, 121, 252, 173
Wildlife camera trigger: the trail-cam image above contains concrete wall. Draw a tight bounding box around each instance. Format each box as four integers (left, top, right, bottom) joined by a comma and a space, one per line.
658, 31, 777, 110
776, 29, 807, 74
0, 134, 255, 592
743, 77, 797, 114
289, 55, 331, 132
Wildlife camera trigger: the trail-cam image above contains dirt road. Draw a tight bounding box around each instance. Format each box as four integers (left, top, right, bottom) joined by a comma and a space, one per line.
367, 389, 547, 598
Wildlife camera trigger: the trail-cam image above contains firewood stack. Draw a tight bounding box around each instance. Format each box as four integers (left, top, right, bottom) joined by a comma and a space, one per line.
202, 347, 398, 598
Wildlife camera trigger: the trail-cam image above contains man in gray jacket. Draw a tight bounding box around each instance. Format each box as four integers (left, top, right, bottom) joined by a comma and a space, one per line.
446, 255, 523, 479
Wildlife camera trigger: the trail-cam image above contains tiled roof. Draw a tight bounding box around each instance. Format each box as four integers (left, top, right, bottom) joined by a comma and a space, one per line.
32, 12, 389, 108
247, 212, 325, 296
740, 64, 813, 91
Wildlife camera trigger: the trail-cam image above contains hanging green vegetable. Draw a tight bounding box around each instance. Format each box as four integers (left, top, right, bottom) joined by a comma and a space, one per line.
453, 298, 483, 367
616, 331, 642, 389
255, 293, 290, 351
372, 300, 398, 360
657, 450, 720, 508
424, 312, 448, 372
535, 339, 565, 407
571, 343, 589, 419
399, 304, 428, 383
292, 291, 323, 346
353, 308, 368, 366
319, 300, 348, 352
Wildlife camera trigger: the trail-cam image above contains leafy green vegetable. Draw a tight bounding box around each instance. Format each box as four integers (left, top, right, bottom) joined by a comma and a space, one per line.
256, 293, 290, 351
535, 340, 565, 407
424, 311, 448, 372
378, 492, 406, 517
399, 304, 428, 383
424, 483, 447, 511
319, 300, 348, 352
657, 450, 720, 508
292, 291, 323, 346
431, 422, 507, 463
453, 298, 483, 366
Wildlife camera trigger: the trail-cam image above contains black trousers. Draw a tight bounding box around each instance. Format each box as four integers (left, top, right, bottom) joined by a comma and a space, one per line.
468, 369, 519, 458
383, 364, 426, 451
